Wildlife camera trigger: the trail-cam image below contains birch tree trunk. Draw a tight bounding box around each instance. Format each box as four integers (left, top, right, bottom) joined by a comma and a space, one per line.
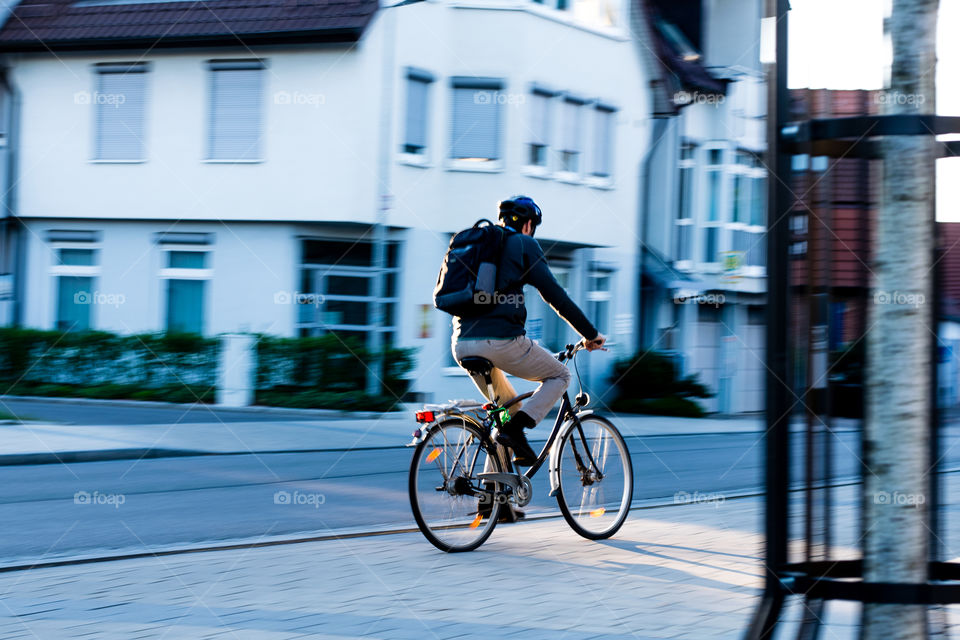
862, 0, 938, 638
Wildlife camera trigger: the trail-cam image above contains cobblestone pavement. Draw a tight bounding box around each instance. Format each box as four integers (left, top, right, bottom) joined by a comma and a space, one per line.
0, 497, 764, 639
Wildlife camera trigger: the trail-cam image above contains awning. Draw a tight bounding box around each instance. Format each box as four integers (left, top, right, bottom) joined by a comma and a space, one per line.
641, 247, 702, 293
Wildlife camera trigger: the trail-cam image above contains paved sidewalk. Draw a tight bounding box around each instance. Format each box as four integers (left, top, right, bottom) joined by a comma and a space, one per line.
0, 497, 767, 639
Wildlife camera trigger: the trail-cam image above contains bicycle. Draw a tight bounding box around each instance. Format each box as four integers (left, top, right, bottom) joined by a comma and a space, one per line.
407, 340, 633, 552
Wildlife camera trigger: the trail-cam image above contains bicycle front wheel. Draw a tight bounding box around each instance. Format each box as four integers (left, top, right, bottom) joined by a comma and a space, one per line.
409, 417, 503, 552
556, 414, 633, 540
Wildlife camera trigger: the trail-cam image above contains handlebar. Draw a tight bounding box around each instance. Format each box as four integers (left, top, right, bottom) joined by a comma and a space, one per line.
557, 341, 586, 363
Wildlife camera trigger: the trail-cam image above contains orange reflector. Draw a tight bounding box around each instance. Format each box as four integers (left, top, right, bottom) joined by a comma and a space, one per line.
589, 508, 606, 518
426, 448, 441, 463
470, 513, 483, 529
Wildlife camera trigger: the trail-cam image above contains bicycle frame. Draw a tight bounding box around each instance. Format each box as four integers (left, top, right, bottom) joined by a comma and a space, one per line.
413, 343, 604, 502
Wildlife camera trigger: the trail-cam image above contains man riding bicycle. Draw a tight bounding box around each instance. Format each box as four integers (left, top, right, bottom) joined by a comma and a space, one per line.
453, 195, 607, 468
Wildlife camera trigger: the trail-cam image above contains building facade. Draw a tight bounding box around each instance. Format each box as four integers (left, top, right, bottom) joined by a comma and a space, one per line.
638, 0, 768, 413
0, 0, 651, 403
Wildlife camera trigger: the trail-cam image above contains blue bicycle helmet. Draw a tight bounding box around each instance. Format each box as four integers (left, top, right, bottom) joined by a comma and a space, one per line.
498, 196, 542, 233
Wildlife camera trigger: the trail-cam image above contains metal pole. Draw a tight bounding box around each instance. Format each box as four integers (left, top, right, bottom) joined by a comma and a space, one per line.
368, 2, 399, 395
744, 0, 790, 637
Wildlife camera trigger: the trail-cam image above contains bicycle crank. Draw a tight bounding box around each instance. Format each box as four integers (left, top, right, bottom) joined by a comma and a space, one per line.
476, 472, 534, 507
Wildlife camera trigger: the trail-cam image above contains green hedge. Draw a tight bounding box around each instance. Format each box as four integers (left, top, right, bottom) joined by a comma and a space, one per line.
0, 328, 219, 403
608, 350, 713, 417
255, 334, 415, 411
0, 328, 417, 411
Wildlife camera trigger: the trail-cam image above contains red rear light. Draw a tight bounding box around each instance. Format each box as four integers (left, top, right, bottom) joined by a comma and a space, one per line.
482, 403, 495, 411
415, 411, 435, 423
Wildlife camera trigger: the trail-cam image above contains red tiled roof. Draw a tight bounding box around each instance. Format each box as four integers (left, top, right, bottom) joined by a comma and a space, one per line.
0, 0, 378, 51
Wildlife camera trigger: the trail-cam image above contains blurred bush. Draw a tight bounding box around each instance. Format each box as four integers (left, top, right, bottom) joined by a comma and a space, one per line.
0, 328, 218, 403
608, 351, 713, 417
255, 334, 415, 411
0, 329, 416, 411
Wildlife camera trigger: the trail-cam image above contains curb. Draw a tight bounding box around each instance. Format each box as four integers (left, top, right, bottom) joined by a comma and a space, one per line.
0, 448, 206, 466
0, 395, 406, 420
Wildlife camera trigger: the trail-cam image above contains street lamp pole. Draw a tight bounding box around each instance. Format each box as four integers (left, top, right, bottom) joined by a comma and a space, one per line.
367, 0, 424, 396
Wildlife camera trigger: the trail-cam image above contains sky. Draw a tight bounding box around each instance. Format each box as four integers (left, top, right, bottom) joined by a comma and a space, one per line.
787, 0, 959, 221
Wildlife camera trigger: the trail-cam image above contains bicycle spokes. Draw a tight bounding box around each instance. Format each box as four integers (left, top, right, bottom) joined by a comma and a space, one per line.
410, 418, 503, 552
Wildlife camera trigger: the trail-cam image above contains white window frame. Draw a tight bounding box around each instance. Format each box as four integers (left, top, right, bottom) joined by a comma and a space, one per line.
158, 244, 212, 335
205, 59, 266, 164
447, 77, 504, 172
727, 149, 767, 275
586, 264, 615, 344
675, 141, 696, 270
296, 238, 401, 343
48, 242, 102, 331
700, 145, 726, 268
90, 62, 149, 163
523, 85, 556, 177
586, 102, 616, 188
557, 94, 586, 182
398, 67, 434, 168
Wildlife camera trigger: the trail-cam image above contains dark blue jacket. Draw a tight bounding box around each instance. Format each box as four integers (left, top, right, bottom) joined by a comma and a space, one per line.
453, 227, 599, 341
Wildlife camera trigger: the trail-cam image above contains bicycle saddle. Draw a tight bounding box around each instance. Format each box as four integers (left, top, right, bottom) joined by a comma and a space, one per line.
458, 356, 494, 377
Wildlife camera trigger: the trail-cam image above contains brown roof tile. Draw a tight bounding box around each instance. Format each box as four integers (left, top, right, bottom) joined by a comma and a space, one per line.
0, 0, 378, 50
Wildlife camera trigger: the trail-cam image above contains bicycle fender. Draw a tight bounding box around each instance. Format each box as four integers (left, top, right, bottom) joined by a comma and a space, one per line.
548, 410, 595, 497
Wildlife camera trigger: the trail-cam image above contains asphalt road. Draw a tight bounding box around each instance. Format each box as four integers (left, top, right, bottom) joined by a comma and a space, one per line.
0, 429, 892, 565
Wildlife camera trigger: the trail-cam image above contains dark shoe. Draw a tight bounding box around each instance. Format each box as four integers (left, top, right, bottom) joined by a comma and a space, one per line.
500, 507, 525, 523
477, 500, 525, 523
496, 420, 538, 466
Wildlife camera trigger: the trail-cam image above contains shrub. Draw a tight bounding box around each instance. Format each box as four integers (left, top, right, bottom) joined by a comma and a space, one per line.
255, 334, 416, 411
0, 328, 219, 403
608, 351, 713, 416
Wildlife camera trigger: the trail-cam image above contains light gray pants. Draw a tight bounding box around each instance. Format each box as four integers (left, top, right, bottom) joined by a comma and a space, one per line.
452, 335, 572, 425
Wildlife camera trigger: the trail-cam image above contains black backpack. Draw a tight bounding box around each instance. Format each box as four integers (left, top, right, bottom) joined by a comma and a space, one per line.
434, 220, 509, 317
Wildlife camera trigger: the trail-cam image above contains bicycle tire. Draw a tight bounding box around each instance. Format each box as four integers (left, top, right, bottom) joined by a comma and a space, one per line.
409, 417, 503, 552
555, 414, 633, 540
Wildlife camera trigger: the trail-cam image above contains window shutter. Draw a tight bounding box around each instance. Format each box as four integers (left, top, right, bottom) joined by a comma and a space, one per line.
561, 98, 581, 153
530, 91, 551, 146
95, 68, 146, 161
450, 80, 502, 160
404, 77, 429, 150
209, 63, 264, 161
592, 106, 615, 177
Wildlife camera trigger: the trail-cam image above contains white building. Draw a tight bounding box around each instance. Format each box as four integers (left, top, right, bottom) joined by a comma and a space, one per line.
637, 0, 768, 413
0, 0, 651, 403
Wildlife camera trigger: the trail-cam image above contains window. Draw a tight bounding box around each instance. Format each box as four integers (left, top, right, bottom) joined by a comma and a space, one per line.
559, 97, 585, 173
450, 77, 503, 164
527, 87, 555, 168
587, 266, 614, 338
93, 63, 148, 161
159, 242, 212, 335
675, 142, 696, 262
402, 68, 433, 156
297, 239, 400, 347
50, 245, 100, 332
166, 280, 205, 334
208, 59, 265, 161
730, 151, 767, 267
591, 104, 615, 178
525, 263, 574, 352
702, 147, 724, 264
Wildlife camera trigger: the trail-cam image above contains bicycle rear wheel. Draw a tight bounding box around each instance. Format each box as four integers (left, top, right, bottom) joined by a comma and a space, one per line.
409, 417, 503, 552
556, 414, 633, 540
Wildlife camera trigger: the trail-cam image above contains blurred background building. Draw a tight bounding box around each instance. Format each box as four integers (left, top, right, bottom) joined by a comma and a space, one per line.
0, 0, 782, 412
789, 88, 960, 413
638, 0, 768, 413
